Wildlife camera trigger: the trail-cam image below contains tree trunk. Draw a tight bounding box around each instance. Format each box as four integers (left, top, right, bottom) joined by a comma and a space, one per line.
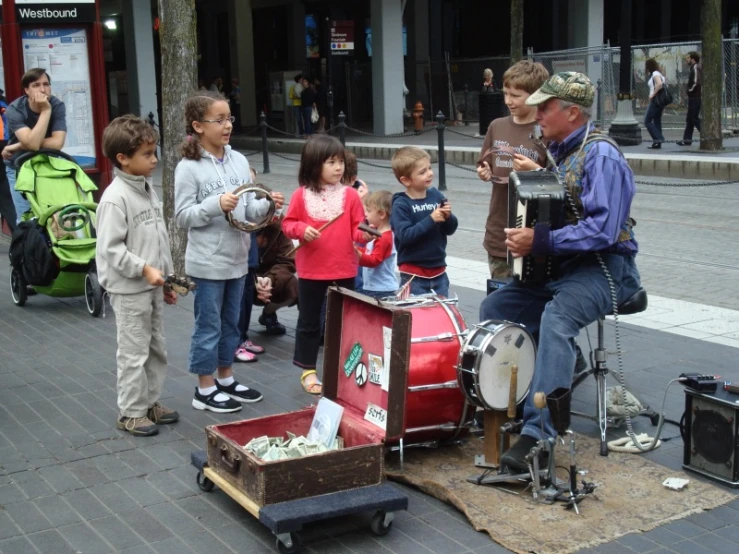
700, 0, 722, 151
157, 0, 197, 275
510, 0, 524, 64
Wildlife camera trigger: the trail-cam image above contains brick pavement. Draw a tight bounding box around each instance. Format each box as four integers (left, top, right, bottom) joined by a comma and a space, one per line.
1, 237, 738, 554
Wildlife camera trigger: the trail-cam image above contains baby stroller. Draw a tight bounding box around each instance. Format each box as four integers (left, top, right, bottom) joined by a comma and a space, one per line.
8, 149, 104, 316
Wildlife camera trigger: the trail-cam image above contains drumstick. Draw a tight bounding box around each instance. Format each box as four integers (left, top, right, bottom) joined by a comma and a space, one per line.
507, 364, 518, 419
286, 211, 344, 256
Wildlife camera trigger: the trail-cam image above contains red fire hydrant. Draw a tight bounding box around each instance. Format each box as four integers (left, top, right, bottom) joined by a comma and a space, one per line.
413, 101, 424, 132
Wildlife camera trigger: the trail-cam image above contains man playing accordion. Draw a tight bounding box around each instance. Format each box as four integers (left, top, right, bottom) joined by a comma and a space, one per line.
479, 72, 642, 471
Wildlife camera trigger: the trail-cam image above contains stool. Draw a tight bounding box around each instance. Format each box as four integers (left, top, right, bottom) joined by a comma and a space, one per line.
572, 288, 650, 456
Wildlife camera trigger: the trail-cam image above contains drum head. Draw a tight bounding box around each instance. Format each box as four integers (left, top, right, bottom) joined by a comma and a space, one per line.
476, 321, 536, 410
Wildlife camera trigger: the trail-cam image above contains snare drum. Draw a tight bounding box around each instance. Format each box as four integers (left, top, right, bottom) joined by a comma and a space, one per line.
457, 320, 536, 411
402, 297, 473, 442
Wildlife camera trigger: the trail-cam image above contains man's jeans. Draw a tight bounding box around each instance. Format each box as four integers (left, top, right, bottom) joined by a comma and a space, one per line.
400, 271, 450, 298
188, 276, 245, 375
644, 101, 665, 143
6, 165, 29, 224
683, 97, 701, 141
479, 254, 641, 440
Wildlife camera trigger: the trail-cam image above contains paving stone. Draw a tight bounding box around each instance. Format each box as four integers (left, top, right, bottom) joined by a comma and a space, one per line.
117, 477, 169, 507
662, 520, 708, 539
0, 535, 39, 554
208, 521, 273, 553
88, 482, 140, 514
90, 453, 138, 481
33, 495, 82, 528
118, 509, 173, 543
36, 464, 84, 494
25, 529, 77, 554
57, 522, 113, 554
68, 466, 110, 487
60, 488, 112, 521
670, 539, 722, 554
142, 502, 203, 536
593, 542, 635, 553
692, 532, 739, 553
138, 444, 186, 471
0, 511, 22, 541
145, 470, 197, 501
0, 483, 27, 504
615, 532, 659, 552
2, 500, 52, 534
150, 536, 198, 554
117, 449, 164, 476
685, 511, 730, 531
89, 515, 145, 551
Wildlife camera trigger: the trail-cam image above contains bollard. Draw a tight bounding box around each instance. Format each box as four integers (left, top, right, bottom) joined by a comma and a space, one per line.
436, 111, 446, 191
338, 111, 346, 146
260, 111, 270, 174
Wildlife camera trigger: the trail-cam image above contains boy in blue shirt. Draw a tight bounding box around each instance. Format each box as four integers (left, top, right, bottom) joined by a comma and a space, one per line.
390, 146, 458, 297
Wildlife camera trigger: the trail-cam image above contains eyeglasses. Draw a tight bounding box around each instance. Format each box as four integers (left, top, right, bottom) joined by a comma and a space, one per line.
201, 116, 235, 126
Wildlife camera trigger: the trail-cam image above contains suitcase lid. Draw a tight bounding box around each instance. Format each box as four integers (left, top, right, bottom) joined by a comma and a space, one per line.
322, 287, 412, 441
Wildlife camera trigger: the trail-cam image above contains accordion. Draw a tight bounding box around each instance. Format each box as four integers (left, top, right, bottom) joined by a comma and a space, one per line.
507, 171, 565, 283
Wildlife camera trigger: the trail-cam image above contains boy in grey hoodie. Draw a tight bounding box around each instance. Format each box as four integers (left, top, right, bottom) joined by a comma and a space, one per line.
96, 115, 179, 437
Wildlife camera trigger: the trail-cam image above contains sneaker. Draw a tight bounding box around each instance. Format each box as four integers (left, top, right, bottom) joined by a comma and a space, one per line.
147, 402, 180, 424
117, 416, 159, 437
215, 380, 263, 403
676, 140, 692, 146
234, 347, 258, 363
240, 340, 265, 354
259, 313, 287, 335
192, 388, 243, 413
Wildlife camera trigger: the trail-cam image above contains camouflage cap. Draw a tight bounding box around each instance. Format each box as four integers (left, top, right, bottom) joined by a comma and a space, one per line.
525, 72, 595, 107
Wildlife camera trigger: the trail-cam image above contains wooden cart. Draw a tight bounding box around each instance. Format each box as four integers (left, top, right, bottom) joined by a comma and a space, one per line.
191, 450, 407, 553
191, 288, 471, 552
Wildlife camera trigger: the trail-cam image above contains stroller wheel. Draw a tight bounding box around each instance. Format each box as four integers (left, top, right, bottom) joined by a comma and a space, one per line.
85, 271, 104, 317
10, 268, 27, 307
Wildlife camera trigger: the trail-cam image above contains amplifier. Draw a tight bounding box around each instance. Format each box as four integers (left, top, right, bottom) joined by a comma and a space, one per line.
683, 388, 739, 487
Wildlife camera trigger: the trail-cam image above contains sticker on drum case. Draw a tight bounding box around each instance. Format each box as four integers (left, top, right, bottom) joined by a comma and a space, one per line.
344, 342, 363, 377
364, 402, 387, 430
368, 354, 383, 385
355, 363, 368, 386
382, 327, 392, 391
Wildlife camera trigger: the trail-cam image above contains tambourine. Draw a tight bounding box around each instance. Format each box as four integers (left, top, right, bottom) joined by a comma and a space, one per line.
226, 184, 277, 232
164, 274, 197, 296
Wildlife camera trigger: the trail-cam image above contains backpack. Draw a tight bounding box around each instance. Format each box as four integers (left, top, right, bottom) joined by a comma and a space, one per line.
9, 221, 59, 286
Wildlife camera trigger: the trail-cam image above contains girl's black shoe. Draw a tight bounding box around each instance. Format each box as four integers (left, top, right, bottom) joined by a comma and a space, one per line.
647, 142, 662, 149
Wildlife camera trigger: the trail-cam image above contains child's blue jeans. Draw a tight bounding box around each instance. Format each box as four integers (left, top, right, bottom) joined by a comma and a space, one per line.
188, 276, 245, 375
399, 271, 450, 298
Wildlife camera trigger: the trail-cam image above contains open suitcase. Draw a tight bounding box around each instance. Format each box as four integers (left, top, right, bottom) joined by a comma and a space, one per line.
195, 288, 471, 552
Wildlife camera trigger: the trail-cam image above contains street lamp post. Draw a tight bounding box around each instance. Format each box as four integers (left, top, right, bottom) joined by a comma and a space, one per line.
608, 0, 641, 145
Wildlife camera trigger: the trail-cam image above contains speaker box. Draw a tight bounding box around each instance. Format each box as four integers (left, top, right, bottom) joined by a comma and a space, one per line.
683, 389, 739, 487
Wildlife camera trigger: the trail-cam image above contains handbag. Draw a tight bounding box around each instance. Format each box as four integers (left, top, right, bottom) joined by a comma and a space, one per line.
310, 105, 319, 124
655, 86, 673, 108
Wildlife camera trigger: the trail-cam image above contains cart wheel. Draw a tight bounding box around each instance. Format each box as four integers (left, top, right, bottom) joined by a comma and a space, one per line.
85, 271, 104, 317
275, 532, 302, 554
196, 471, 214, 492
10, 268, 27, 307
370, 511, 393, 536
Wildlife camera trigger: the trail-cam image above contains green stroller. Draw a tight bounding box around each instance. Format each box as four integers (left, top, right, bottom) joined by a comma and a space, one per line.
8, 149, 104, 316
